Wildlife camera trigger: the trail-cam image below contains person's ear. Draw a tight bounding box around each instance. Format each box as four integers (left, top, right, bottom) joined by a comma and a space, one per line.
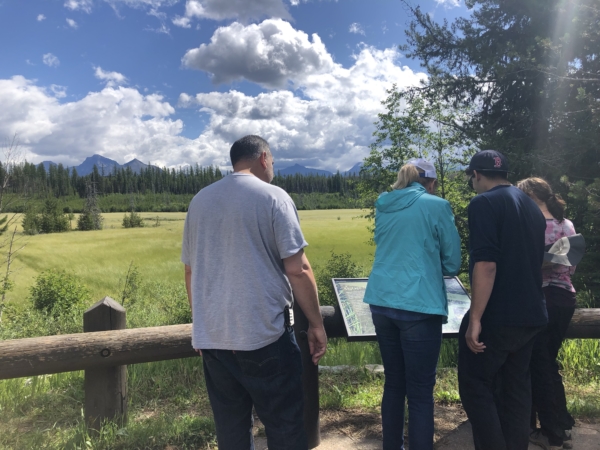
431, 179, 438, 194
259, 151, 268, 169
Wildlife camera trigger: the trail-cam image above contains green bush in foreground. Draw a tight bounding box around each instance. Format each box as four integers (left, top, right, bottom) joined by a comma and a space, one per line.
315, 251, 365, 307
30, 270, 91, 318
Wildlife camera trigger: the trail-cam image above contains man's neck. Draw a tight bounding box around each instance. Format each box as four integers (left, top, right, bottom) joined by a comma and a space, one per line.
481, 178, 511, 193
233, 168, 255, 176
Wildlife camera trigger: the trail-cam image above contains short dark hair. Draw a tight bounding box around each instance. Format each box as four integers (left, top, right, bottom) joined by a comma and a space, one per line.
466, 169, 508, 180
230, 135, 270, 167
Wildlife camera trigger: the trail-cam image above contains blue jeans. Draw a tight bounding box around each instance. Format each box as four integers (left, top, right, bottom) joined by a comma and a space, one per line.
372, 312, 443, 450
201, 327, 307, 450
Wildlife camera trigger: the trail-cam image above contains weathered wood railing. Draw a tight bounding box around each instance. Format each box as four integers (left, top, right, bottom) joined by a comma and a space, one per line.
0, 297, 599, 448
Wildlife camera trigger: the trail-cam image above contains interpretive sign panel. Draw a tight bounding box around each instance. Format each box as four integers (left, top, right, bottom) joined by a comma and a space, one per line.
332, 277, 471, 341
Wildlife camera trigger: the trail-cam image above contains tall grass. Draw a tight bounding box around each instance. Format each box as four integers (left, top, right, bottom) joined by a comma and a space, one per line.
0, 361, 218, 450
320, 339, 382, 366
7, 210, 374, 304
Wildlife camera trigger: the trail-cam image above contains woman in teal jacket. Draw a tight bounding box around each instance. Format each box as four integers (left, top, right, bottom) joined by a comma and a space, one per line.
364, 159, 461, 450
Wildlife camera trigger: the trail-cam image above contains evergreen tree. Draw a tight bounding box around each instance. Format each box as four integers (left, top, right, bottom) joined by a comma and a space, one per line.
39, 198, 69, 233
401, 0, 600, 182
77, 182, 103, 231
22, 207, 40, 235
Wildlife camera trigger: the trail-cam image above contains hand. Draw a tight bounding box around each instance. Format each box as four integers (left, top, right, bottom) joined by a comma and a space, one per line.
306, 325, 327, 365
195, 349, 202, 356
465, 320, 486, 354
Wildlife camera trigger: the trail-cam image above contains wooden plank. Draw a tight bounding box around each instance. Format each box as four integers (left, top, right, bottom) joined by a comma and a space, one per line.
0, 324, 197, 380
565, 308, 600, 339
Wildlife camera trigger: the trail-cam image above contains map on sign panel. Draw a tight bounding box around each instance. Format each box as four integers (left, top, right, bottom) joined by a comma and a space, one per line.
332, 277, 471, 341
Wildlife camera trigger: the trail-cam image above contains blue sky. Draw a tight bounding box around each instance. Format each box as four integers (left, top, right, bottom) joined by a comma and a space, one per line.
0, 0, 468, 171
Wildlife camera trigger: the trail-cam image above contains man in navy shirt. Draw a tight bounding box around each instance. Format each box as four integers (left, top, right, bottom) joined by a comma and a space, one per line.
458, 150, 547, 450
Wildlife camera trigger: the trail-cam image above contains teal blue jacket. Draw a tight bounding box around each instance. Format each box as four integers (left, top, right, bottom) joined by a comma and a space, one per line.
363, 183, 462, 319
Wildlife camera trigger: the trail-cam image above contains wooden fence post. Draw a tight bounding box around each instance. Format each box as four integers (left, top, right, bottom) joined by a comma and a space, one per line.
293, 301, 321, 449
83, 297, 127, 431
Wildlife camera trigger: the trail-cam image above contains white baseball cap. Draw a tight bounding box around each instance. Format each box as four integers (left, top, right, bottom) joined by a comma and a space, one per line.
407, 158, 437, 179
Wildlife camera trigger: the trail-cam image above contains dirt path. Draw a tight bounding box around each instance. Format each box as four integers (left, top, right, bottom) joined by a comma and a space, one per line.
253, 405, 600, 449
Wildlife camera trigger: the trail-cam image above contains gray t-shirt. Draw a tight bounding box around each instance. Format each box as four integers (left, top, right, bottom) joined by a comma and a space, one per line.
181, 173, 308, 351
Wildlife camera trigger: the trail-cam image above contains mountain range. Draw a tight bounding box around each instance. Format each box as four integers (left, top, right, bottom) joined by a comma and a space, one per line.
40, 155, 363, 177
276, 162, 362, 176
41, 155, 159, 176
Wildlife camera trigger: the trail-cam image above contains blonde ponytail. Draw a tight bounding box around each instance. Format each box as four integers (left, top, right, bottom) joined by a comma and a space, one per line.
392, 164, 421, 190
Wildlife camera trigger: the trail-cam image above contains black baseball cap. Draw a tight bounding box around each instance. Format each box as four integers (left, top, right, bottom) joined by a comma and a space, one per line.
466, 150, 510, 174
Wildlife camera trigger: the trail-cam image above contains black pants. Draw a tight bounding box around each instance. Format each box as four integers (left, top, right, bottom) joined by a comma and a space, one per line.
458, 311, 543, 450
530, 304, 576, 443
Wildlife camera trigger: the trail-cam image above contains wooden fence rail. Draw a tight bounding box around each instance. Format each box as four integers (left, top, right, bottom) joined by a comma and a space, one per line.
0, 297, 599, 446
1, 304, 599, 381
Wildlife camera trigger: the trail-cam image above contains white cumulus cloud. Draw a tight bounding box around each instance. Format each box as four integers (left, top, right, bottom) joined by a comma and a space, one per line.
0, 76, 209, 168
43, 53, 60, 68
66, 18, 79, 28
50, 85, 68, 98
182, 19, 335, 89
0, 20, 427, 172
94, 67, 128, 87
181, 0, 291, 25
37, 14, 46, 21
172, 15, 191, 28
349, 22, 365, 35
180, 20, 426, 171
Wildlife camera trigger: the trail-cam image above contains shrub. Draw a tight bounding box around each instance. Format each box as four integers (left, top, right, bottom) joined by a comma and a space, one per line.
120, 262, 141, 308
314, 251, 365, 306
0, 302, 82, 338
29, 270, 91, 318
122, 211, 144, 228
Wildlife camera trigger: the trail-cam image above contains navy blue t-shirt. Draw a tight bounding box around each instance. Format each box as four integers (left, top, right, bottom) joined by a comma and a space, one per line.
468, 185, 547, 327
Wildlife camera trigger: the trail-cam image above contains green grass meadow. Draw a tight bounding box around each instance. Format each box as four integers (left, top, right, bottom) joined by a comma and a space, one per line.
7, 209, 374, 305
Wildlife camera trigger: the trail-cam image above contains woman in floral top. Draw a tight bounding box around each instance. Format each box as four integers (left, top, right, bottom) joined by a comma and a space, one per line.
517, 177, 576, 449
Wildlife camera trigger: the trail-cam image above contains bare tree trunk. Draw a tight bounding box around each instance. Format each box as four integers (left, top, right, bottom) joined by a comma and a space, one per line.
0, 226, 26, 324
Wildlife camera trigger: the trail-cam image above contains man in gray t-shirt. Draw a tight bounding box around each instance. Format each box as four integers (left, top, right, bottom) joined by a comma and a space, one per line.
182, 135, 327, 450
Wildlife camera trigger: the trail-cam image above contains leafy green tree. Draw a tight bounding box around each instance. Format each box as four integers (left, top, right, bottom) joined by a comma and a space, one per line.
359, 84, 476, 271
562, 177, 600, 304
